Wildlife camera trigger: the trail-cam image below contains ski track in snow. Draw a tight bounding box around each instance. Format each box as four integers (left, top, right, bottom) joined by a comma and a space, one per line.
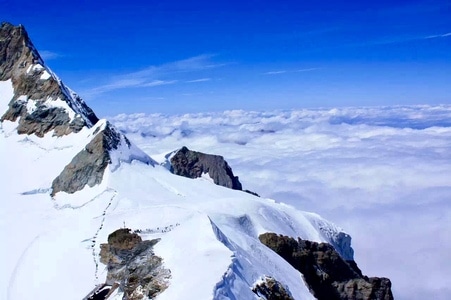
152, 177, 186, 197
7, 235, 40, 300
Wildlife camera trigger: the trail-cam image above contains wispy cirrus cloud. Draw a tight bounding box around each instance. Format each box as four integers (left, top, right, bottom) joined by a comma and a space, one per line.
263, 68, 320, 75
86, 79, 177, 96
264, 70, 287, 75
186, 78, 211, 83
362, 31, 451, 46
85, 54, 222, 96
425, 32, 451, 39
40, 50, 63, 61
142, 80, 178, 87
294, 68, 320, 73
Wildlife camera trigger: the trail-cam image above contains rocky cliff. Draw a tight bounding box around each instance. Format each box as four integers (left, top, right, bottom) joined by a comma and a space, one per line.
252, 276, 295, 300
0, 22, 153, 196
99, 228, 170, 300
0, 22, 98, 136
51, 122, 122, 196
170, 146, 243, 190
259, 233, 393, 300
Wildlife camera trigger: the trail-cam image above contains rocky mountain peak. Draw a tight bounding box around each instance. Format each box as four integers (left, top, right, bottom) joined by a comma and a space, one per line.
170, 146, 243, 190
0, 22, 42, 79
1, 22, 153, 196
0, 22, 98, 137
98, 228, 170, 299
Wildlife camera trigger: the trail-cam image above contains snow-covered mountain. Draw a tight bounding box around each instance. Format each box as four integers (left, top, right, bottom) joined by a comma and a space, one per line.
0, 22, 392, 300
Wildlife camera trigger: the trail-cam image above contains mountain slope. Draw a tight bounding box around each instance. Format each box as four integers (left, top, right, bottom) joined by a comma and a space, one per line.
0, 21, 154, 197
0, 22, 392, 300
0, 22, 98, 133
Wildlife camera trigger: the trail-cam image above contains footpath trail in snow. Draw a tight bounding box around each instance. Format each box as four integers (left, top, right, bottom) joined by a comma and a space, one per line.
89, 188, 118, 280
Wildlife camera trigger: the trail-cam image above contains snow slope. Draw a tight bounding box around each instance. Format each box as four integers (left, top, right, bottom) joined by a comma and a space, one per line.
0, 127, 321, 299
1, 88, 355, 299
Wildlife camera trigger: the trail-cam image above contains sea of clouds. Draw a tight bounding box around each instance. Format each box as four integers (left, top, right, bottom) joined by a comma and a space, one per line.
110, 105, 451, 300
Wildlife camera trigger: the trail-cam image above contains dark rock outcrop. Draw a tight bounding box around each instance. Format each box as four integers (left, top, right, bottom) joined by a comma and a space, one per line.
259, 233, 393, 300
4, 102, 86, 137
0, 22, 98, 136
51, 122, 122, 196
99, 228, 170, 300
252, 276, 295, 300
170, 146, 243, 190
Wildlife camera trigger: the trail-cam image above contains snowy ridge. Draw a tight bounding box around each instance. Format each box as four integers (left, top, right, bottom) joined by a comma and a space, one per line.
22, 22, 98, 127
109, 130, 156, 171
0, 22, 98, 129
304, 212, 354, 261
0, 99, 357, 299
102, 161, 352, 299
58, 76, 98, 127
210, 218, 315, 300
3, 140, 355, 297
25, 60, 98, 127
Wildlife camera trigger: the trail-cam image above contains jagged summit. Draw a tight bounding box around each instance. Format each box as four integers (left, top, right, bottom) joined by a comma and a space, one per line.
0, 22, 98, 136
0, 22, 153, 196
0, 22, 43, 79
170, 146, 243, 190
51, 119, 154, 196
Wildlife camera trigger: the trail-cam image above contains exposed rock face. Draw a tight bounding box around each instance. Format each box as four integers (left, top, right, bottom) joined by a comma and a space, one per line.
0, 22, 98, 136
99, 228, 170, 300
51, 122, 122, 196
4, 102, 85, 137
170, 146, 243, 190
0, 22, 34, 81
1, 23, 153, 196
252, 276, 295, 300
333, 278, 393, 300
259, 233, 393, 300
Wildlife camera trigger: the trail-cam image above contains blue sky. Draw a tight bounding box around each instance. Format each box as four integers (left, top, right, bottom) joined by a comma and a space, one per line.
3, 0, 451, 116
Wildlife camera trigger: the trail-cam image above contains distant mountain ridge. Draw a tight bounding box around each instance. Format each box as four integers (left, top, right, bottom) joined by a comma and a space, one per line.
0, 22, 393, 300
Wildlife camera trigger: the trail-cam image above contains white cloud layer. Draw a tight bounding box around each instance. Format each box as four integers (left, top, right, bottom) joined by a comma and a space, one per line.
110, 105, 451, 300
